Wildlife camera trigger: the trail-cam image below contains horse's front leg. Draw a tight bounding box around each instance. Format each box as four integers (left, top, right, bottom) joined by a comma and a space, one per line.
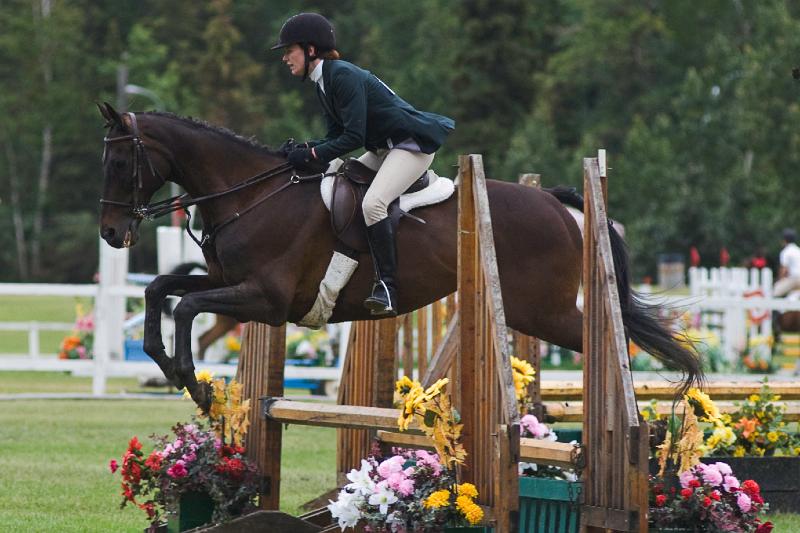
172, 282, 279, 412
143, 274, 220, 388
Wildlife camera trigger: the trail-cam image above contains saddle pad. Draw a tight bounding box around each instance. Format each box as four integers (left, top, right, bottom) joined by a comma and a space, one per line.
320, 158, 455, 214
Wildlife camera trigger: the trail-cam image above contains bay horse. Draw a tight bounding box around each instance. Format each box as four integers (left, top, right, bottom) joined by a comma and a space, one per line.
97, 103, 702, 410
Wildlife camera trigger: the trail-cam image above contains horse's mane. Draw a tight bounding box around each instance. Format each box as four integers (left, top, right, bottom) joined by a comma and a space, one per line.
141, 111, 282, 156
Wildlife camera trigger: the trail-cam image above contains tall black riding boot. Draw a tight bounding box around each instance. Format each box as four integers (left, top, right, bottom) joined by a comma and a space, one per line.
364, 218, 398, 317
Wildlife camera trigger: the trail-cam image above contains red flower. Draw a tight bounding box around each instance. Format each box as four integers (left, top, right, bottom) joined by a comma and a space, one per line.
109, 459, 119, 473
680, 488, 693, 499
139, 502, 156, 519
756, 521, 774, 533
655, 494, 667, 507
144, 451, 162, 471
702, 496, 712, 507
688, 479, 701, 488
652, 482, 664, 495
710, 490, 720, 501
741, 480, 760, 495
752, 493, 764, 505
128, 436, 142, 452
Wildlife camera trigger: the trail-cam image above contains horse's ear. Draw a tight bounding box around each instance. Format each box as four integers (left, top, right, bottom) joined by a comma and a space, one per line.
102, 102, 125, 129
97, 102, 110, 123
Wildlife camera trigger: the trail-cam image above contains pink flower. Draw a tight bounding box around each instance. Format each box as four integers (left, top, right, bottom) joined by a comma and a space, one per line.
395, 477, 415, 496
167, 461, 188, 479
109, 459, 119, 473
413, 450, 441, 475
722, 475, 740, 492
377, 456, 404, 479
737, 492, 752, 513
679, 470, 697, 489
76, 346, 87, 358
714, 462, 732, 476
182, 452, 196, 463
699, 464, 723, 486
521, 414, 549, 438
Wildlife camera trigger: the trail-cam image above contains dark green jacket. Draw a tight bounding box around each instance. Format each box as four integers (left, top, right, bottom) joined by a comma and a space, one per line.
310, 60, 454, 162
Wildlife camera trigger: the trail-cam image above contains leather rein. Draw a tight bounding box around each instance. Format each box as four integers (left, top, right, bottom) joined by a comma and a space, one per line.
100, 112, 329, 247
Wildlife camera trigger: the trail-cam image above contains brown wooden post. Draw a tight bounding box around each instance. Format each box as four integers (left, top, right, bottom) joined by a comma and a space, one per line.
457, 154, 479, 497
237, 322, 286, 510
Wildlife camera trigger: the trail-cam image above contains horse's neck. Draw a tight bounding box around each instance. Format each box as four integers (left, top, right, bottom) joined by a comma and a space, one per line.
164, 127, 288, 224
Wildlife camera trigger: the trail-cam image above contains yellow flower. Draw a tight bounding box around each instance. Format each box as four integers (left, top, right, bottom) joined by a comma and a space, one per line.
749, 394, 760, 403
225, 336, 241, 352
794, 447, 800, 456
510, 356, 535, 401
734, 446, 745, 457
767, 431, 779, 443
642, 410, 651, 421
685, 388, 721, 423
456, 495, 484, 525
395, 376, 416, 397
423, 489, 451, 509
457, 483, 479, 499
755, 447, 766, 457
424, 378, 449, 401
196, 369, 214, 383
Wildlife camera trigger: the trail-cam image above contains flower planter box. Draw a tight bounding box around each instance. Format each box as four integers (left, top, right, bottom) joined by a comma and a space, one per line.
700, 456, 800, 513
518, 477, 582, 533
167, 491, 215, 533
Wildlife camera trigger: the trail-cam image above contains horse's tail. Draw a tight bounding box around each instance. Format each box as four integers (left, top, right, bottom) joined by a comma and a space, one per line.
161, 262, 208, 317
544, 186, 704, 396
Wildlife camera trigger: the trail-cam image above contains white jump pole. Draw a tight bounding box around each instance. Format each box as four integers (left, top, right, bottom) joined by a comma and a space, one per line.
93, 238, 129, 395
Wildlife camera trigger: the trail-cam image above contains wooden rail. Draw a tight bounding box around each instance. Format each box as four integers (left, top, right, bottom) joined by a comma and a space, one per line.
539, 380, 800, 401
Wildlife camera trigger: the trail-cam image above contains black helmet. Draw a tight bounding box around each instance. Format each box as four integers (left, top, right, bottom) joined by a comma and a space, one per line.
271, 13, 336, 51
783, 228, 797, 243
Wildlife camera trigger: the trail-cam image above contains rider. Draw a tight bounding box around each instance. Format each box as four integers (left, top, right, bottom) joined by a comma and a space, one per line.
775, 228, 800, 297
271, 13, 455, 317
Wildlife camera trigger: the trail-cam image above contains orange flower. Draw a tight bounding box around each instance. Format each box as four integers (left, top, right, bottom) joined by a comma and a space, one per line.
61, 335, 82, 351
735, 417, 758, 439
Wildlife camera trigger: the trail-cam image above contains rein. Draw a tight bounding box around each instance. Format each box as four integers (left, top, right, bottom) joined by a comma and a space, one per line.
100, 112, 331, 247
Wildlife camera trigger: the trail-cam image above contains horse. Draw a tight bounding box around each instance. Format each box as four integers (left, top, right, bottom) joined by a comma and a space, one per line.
97, 102, 702, 410
161, 262, 239, 362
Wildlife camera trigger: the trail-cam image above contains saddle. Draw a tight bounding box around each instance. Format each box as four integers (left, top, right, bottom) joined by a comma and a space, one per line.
331, 158, 429, 253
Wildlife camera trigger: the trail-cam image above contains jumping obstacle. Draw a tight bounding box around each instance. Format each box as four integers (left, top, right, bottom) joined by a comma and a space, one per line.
235, 152, 649, 531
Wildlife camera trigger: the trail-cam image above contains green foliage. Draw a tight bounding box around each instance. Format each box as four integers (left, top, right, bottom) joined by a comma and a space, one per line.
2, 0, 800, 280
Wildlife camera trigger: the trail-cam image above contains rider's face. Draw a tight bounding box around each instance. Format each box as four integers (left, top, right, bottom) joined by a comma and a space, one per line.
282, 44, 306, 77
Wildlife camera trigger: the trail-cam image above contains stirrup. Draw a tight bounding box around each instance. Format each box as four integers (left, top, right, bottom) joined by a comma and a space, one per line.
364, 280, 396, 316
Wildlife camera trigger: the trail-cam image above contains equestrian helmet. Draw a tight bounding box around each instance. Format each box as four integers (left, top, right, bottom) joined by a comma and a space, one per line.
271, 13, 336, 51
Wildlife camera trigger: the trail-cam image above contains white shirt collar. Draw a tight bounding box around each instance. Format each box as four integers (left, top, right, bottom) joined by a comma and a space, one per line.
309, 59, 324, 89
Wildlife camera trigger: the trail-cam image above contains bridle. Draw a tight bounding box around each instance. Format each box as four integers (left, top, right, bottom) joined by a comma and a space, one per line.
100, 112, 331, 247
100, 112, 169, 219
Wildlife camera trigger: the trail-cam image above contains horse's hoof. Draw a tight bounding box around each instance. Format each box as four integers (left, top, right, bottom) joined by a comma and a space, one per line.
189, 380, 213, 415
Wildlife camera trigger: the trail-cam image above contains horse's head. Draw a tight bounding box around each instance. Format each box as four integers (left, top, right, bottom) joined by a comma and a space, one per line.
98, 102, 173, 248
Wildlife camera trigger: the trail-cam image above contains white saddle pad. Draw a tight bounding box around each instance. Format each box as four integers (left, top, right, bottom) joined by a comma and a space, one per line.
319, 158, 455, 214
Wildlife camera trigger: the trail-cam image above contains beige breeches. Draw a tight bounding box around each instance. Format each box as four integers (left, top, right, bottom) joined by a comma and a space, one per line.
774, 276, 800, 297
357, 148, 435, 226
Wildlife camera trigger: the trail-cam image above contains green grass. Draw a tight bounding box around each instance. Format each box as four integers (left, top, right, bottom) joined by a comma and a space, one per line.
0, 295, 92, 354
0, 371, 151, 394
0, 400, 336, 533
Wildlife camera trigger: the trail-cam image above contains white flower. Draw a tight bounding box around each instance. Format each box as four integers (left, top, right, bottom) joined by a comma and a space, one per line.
328, 490, 363, 530
345, 459, 376, 496
368, 482, 398, 515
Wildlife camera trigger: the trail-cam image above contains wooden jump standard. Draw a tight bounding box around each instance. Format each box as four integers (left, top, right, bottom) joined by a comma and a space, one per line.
236, 152, 649, 531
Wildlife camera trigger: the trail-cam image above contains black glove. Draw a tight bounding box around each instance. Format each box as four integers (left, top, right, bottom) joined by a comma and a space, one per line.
278, 138, 297, 157
287, 146, 315, 168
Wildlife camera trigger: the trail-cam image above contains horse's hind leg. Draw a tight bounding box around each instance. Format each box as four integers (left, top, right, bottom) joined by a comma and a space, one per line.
143, 274, 219, 387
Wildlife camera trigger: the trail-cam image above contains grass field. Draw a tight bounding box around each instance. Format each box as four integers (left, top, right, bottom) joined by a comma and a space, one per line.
0, 398, 336, 532
0, 295, 93, 355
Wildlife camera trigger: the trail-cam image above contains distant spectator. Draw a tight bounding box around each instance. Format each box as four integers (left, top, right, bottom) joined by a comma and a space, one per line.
720, 246, 730, 267
690, 246, 701, 267
774, 228, 800, 297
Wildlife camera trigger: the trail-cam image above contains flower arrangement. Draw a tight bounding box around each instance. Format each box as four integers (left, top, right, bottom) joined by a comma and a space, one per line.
286, 324, 334, 365
327, 449, 484, 531
327, 377, 484, 531
649, 462, 772, 532
517, 414, 578, 481
702, 382, 800, 457
110, 375, 260, 527
58, 304, 93, 359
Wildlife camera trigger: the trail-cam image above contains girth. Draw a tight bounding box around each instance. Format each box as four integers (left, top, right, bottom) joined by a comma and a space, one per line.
331, 158, 429, 253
